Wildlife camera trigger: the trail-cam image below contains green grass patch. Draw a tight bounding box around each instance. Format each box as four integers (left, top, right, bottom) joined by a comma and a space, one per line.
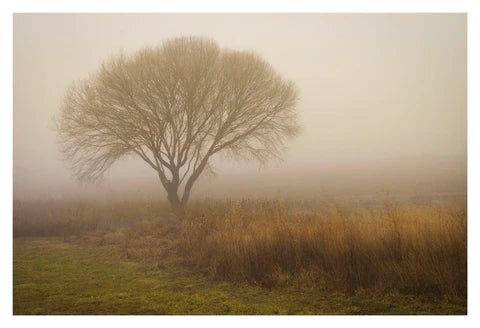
13, 238, 466, 315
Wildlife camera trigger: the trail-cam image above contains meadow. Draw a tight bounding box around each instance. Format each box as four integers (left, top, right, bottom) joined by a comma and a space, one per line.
13, 195, 467, 314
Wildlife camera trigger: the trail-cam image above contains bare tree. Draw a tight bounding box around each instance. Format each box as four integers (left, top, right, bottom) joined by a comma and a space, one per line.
56, 37, 300, 217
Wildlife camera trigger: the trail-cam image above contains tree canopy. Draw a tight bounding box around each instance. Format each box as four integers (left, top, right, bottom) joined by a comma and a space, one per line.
56, 36, 300, 214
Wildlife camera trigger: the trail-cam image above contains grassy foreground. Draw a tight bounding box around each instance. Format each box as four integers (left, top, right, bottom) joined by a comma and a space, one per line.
13, 237, 466, 315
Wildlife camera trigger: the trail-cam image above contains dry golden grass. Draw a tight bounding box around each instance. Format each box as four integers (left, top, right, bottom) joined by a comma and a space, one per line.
13, 199, 172, 238
14, 196, 466, 297
178, 197, 466, 297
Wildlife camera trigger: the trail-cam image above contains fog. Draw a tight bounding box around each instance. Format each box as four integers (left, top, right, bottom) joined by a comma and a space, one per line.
13, 14, 466, 202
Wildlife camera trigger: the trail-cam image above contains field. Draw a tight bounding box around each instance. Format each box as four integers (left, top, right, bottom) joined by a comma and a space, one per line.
13, 196, 467, 315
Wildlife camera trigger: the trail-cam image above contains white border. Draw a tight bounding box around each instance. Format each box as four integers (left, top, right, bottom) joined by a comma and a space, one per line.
3, 1, 479, 328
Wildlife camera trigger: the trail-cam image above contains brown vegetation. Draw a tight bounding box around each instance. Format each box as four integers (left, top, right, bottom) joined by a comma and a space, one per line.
13, 197, 467, 297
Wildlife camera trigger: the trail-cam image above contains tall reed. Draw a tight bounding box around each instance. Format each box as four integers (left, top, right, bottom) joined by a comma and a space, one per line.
179, 198, 466, 296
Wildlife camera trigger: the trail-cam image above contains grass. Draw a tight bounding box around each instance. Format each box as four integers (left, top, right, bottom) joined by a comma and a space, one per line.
13, 197, 467, 314
13, 237, 466, 315
179, 198, 467, 296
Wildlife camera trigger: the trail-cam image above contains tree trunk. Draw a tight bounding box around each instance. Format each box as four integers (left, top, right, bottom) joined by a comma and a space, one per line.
166, 183, 185, 219
170, 199, 186, 219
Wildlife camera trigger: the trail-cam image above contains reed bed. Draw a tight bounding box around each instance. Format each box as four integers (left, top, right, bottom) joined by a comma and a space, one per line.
179, 198, 466, 296
13, 197, 467, 296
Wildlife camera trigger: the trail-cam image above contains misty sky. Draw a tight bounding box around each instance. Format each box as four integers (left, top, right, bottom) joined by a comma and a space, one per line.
13, 14, 467, 200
